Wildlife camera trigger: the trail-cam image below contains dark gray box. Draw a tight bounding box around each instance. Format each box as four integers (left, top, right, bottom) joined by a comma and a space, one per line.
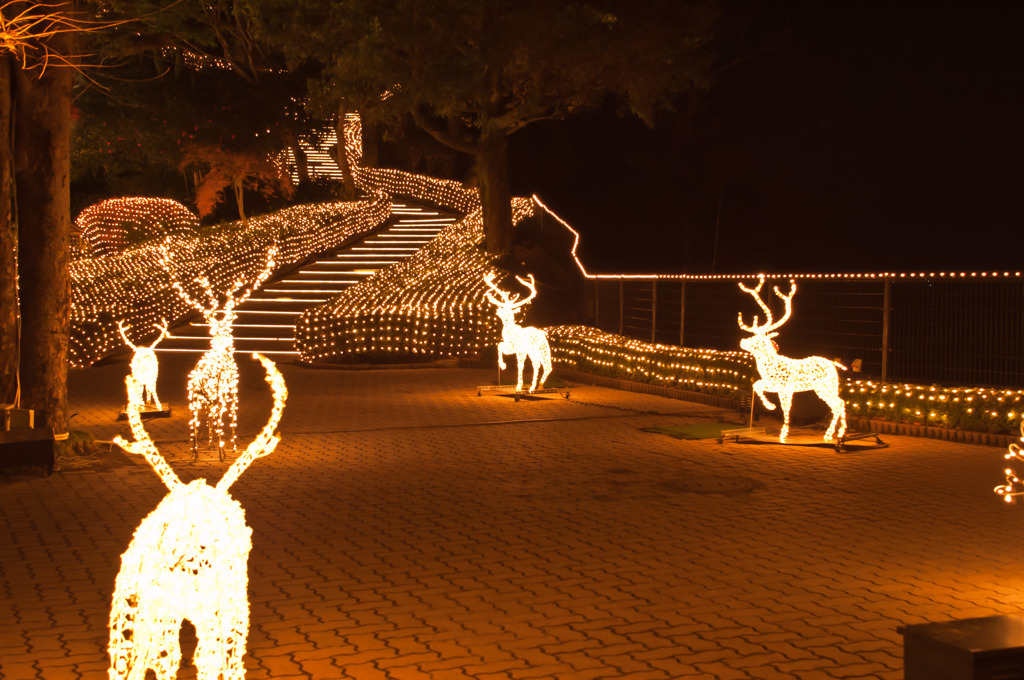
900, 615, 1024, 680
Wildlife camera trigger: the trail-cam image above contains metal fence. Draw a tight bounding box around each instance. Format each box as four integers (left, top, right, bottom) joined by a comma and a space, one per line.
589, 276, 1024, 388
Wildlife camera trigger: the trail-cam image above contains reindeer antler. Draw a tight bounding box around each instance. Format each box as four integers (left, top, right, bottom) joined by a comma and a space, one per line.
116, 320, 137, 351
217, 353, 288, 492
482, 272, 511, 306
737, 276, 796, 335
112, 376, 183, 492
225, 244, 279, 313
160, 239, 207, 312
512, 274, 538, 309
150, 320, 170, 348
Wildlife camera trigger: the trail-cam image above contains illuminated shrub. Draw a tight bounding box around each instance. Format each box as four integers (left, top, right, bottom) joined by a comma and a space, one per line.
75, 197, 199, 257
69, 195, 390, 367
546, 325, 755, 397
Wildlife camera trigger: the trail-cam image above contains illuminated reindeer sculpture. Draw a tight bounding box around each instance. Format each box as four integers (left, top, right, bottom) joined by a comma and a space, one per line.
737, 276, 847, 443
109, 353, 287, 680
163, 245, 277, 460
117, 319, 169, 412
483, 272, 552, 393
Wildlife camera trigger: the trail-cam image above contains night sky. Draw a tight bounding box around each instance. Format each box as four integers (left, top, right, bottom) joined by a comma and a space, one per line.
508, 3, 1024, 275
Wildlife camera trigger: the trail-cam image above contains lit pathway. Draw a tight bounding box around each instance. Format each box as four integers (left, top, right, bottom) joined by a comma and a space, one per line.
157, 203, 456, 358
3, 356, 1024, 679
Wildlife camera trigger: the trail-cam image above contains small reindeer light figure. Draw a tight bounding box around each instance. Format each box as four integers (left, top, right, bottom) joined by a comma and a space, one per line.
737, 276, 847, 443
109, 352, 287, 680
162, 244, 277, 460
483, 273, 552, 393
117, 319, 169, 412
995, 425, 1024, 504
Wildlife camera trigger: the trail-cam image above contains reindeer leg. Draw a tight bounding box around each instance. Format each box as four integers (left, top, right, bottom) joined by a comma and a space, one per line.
821, 391, 847, 441
189, 408, 199, 461
778, 391, 793, 442
497, 341, 508, 371
752, 381, 775, 410
539, 347, 552, 390
516, 353, 526, 391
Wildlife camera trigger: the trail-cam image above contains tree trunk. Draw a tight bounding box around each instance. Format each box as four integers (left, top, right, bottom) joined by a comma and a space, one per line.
290, 140, 309, 187
476, 128, 513, 255
233, 177, 245, 220
362, 119, 379, 168
0, 55, 17, 406
13, 30, 73, 433
335, 101, 356, 197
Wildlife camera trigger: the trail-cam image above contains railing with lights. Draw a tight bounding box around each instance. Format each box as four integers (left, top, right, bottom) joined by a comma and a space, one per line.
530, 197, 1024, 390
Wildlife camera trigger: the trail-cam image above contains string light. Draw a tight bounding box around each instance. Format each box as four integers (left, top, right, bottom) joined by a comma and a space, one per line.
996, 424, 1024, 504
109, 353, 286, 680
546, 325, 755, 393
738, 276, 847, 442
75, 197, 199, 257
160, 243, 277, 460
117, 319, 169, 412
483, 273, 552, 392
70, 194, 391, 368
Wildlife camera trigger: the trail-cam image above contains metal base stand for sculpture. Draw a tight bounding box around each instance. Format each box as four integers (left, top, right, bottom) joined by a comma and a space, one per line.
717, 388, 885, 452
476, 367, 570, 402
118, 407, 172, 421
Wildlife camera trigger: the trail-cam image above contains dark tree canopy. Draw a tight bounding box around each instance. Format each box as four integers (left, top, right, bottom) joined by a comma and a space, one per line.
244, 0, 716, 253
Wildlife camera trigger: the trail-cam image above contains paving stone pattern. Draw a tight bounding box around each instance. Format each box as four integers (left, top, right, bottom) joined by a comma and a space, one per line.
3, 354, 1024, 679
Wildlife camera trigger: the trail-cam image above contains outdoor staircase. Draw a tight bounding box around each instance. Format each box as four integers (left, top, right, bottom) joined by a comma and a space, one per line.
156, 203, 456, 359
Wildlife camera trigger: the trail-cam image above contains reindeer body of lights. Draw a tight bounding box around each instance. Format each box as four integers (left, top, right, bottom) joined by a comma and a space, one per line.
737, 276, 847, 443
117, 319, 169, 412
162, 245, 277, 460
109, 353, 286, 680
483, 273, 552, 393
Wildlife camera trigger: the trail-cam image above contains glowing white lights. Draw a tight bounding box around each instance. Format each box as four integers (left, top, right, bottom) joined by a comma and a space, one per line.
69, 196, 391, 368
996, 425, 1024, 504
75, 197, 199, 257
738, 276, 847, 443
483, 273, 552, 392
162, 245, 278, 460
109, 353, 286, 680
118, 319, 169, 412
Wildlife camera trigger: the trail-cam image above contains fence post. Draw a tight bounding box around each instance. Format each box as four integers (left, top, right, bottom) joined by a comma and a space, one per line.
593, 279, 599, 330
651, 280, 657, 342
619, 279, 624, 336
679, 280, 686, 347
882, 277, 892, 382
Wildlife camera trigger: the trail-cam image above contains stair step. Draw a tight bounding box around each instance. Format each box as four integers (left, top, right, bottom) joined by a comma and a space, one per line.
157, 202, 454, 356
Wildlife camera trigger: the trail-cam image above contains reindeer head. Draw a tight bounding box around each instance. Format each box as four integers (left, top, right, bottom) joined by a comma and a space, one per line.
161, 243, 278, 349
737, 275, 796, 357
482, 272, 538, 322
117, 319, 170, 350
114, 352, 287, 491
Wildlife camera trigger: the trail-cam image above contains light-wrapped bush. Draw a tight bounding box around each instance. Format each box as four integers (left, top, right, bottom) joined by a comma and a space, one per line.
69, 196, 390, 367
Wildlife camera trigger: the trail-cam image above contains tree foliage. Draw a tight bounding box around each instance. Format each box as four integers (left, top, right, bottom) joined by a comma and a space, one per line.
244, 0, 716, 253
180, 142, 293, 219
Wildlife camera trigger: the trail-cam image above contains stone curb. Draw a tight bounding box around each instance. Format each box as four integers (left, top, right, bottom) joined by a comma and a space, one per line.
851, 417, 1017, 449
554, 368, 1020, 449
554, 368, 743, 411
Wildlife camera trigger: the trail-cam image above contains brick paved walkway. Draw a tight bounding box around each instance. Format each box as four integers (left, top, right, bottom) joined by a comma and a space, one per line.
3, 354, 1024, 679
